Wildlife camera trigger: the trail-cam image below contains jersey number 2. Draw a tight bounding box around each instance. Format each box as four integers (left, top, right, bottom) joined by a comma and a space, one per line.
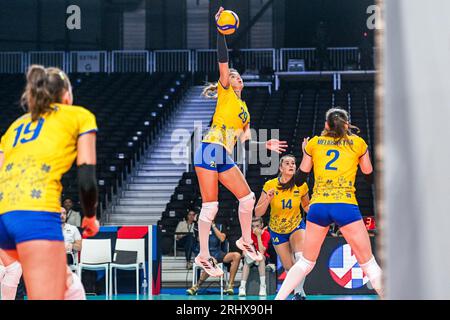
325, 149, 339, 171
12, 118, 45, 147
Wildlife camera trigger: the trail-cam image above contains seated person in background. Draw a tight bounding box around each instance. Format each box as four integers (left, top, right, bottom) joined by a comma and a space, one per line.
187, 221, 241, 295
175, 210, 197, 269
63, 197, 82, 227
239, 217, 271, 297
61, 207, 82, 266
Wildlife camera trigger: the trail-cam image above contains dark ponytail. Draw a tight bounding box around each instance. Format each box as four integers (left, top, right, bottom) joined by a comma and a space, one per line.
322, 108, 360, 143
21, 65, 71, 121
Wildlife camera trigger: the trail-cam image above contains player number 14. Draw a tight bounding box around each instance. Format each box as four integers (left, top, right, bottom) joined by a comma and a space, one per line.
281, 199, 292, 209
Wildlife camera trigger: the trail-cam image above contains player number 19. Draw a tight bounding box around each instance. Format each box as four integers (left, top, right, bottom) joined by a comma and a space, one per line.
12, 118, 45, 147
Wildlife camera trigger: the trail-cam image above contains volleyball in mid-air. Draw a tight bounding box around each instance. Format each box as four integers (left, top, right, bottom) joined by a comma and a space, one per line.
216, 10, 239, 35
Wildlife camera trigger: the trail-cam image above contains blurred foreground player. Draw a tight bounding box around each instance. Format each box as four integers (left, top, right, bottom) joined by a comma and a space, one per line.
0, 65, 99, 299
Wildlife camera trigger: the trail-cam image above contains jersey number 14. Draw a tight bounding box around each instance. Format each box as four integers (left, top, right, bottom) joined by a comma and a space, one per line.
281, 199, 292, 209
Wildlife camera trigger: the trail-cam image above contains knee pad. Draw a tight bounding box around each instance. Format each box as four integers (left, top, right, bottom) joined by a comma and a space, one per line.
238, 192, 255, 214
295, 253, 315, 275
0, 265, 6, 282
198, 201, 219, 224
360, 256, 382, 291
2, 262, 22, 287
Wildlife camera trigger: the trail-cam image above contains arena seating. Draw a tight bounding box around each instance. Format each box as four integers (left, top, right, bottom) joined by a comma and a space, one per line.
0, 72, 190, 218
159, 81, 376, 255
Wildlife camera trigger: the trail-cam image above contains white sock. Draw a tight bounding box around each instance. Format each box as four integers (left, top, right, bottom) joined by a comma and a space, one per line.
0, 265, 6, 282
198, 219, 212, 258
1, 262, 22, 300
294, 252, 306, 296
64, 272, 86, 300
275, 253, 315, 300
240, 280, 246, 288
359, 256, 383, 297
260, 276, 266, 286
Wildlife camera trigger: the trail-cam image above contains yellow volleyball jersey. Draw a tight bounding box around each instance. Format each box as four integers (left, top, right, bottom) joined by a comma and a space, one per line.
263, 177, 309, 234
0, 103, 97, 214
304, 135, 368, 205
202, 81, 250, 153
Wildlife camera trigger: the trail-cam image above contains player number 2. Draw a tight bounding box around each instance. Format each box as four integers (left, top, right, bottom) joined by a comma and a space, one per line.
325, 149, 339, 171
12, 118, 45, 147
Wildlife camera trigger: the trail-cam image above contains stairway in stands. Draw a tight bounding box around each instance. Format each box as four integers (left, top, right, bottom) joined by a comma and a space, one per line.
106, 86, 216, 225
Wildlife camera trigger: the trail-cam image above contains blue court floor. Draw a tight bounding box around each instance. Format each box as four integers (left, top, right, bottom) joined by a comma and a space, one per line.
86, 294, 377, 300
85, 288, 378, 300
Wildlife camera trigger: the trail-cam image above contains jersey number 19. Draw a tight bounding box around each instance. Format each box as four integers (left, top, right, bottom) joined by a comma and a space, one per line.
12, 118, 45, 147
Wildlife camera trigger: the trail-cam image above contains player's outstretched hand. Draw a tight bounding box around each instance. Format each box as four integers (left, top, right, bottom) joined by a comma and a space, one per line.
302, 137, 310, 155
215, 6, 224, 21
82, 216, 100, 238
265, 139, 288, 154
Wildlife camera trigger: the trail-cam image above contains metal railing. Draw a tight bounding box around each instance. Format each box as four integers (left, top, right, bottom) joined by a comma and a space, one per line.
194, 49, 218, 73
327, 47, 360, 70
153, 50, 191, 72
28, 51, 67, 71
0, 48, 375, 74
0, 52, 25, 73
111, 50, 151, 73
280, 47, 367, 71
238, 48, 276, 73
279, 48, 316, 71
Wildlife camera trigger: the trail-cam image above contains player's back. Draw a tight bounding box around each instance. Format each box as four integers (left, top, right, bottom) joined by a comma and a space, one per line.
0, 103, 97, 214
305, 134, 368, 205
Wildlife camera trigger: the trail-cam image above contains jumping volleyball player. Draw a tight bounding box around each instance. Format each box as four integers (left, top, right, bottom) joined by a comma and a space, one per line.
275, 108, 383, 299
254, 154, 310, 300
0, 65, 99, 299
194, 7, 288, 276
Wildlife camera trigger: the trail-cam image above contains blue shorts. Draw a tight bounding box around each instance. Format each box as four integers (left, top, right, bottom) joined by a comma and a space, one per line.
307, 203, 362, 227
194, 142, 236, 173
0, 210, 64, 250
269, 219, 306, 246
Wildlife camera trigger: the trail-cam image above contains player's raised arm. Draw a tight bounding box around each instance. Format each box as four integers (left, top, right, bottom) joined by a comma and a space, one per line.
295, 137, 313, 186
215, 7, 230, 88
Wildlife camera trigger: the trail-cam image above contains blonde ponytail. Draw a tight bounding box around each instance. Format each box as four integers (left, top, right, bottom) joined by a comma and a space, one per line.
201, 82, 219, 99
21, 64, 71, 121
